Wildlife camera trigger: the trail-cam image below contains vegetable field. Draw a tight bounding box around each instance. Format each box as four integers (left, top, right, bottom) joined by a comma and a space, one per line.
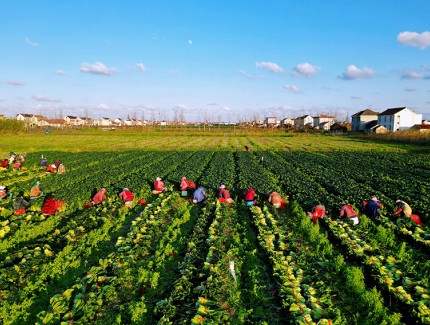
1, 132, 430, 324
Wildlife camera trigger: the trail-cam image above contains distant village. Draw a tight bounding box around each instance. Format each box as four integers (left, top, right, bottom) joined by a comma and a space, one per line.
1, 106, 429, 133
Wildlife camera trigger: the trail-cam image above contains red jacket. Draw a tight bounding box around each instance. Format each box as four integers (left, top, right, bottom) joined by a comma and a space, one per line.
41, 198, 64, 215
154, 180, 164, 191
92, 190, 106, 204
244, 188, 255, 201
219, 188, 231, 199
340, 204, 358, 218
119, 189, 134, 202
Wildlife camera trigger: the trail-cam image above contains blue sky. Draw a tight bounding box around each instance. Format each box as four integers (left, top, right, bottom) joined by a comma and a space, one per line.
1, 1, 429, 122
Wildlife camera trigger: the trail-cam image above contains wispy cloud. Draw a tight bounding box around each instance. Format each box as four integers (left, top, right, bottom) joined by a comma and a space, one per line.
283, 85, 303, 94
397, 31, 430, 49
256, 61, 284, 74
80, 62, 117, 76
6, 80, 25, 86
404, 87, 416, 92
237, 70, 254, 79
56, 69, 66, 76
32, 95, 62, 102
293, 62, 319, 76
25, 37, 40, 47
136, 63, 146, 72
339, 65, 374, 80
351, 96, 361, 100
401, 69, 430, 79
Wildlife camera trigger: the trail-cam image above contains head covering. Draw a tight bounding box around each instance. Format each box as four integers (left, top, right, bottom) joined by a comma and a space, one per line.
51, 164, 56, 168
182, 176, 186, 180
371, 197, 377, 202
32, 181, 39, 187
219, 184, 225, 189
0, 186, 5, 190
340, 202, 346, 206
101, 188, 106, 192
156, 177, 161, 181
396, 199, 401, 204
123, 188, 128, 191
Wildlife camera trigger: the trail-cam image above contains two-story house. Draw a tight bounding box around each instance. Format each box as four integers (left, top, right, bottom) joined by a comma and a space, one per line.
351, 109, 379, 131
377, 107, 422, 131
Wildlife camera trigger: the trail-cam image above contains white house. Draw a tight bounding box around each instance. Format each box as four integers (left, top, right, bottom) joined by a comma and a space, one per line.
113, 118, 123, 127
280, 118, 294, 127
264, 116, 277, 127
313, 115, 336, 130
294, 115, 313, 128
351, 109, 379, 131
64, 116, 82, 126
16, 113, 33, 124
377, 107, 423, 132
79, 117, 92, 126
93, 117, 111, 126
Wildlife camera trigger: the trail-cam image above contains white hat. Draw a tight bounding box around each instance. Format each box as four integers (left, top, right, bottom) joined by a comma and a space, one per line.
372, 197, 377, 202
0, 186, 5, 190
156, 177, 161, 181
51, 164, 56, 168
219, 184, 225, 189
396, 199, 401, 203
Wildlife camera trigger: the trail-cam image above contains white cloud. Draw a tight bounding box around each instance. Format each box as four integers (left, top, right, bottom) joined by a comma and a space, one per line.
7, 80, 25, 86
397, 31, 430, 49
80, 62, 117, 76
136, 63, 146, 72
339, 65, 374, 80
283, 85, 303, 94
32, 95, 62, 103
255, 61, 284, 74
221, 105, 230, 111
25, 37, 40, 47
56, 69, 66, 76
293, 62, 319, 76
401, 71, 424, 79
97, 103, 111, 110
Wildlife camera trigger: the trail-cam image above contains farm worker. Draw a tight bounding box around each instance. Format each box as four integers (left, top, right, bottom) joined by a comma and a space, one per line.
41, 197, 65, 216
92, 188, 107, 205
8, 153, 16, 164
45, 164, 56, 173
30, 181, 43, 199
0, 186, 7, 200
339, 202, 359, 225
39, 157, 48, 167
13, 161, 22, 169
394, 200, 412, 218
268, 191, 282, 208
119, 188, 134, 208
153, 177, 165, 194
308, 205, 326, 223
192, 187, 206, 204
244, 188, 256, 206
18, 152, 26, 163
363, 196, 383, 219
1, 159, 9, 168
218, 184, 233, 204
13, 191, 29, 215
395, 200, 424, 226
57, 163, 66, 174
180, 177, 188, 191
54, 159, 61, 168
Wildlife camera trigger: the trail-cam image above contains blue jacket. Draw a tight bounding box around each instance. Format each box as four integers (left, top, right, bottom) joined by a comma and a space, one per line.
193, 187, 206, 203
364, 200, 380, 218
